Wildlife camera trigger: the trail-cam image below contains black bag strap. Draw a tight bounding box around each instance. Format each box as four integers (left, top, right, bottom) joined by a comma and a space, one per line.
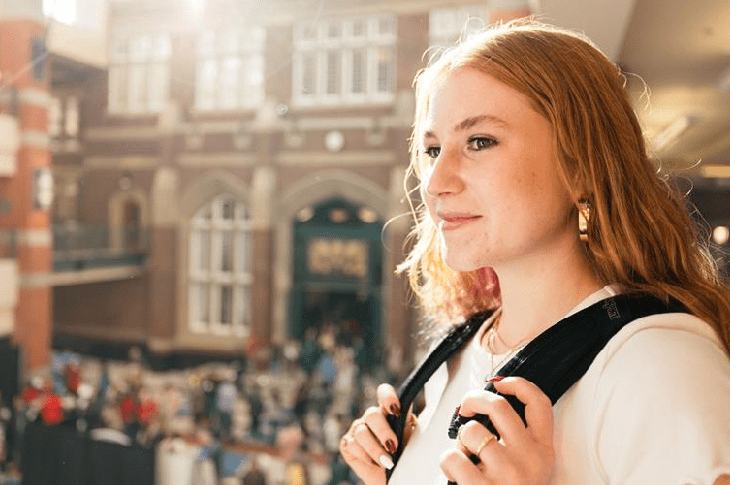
386, 292, 681, 482
385, 309, 495, 479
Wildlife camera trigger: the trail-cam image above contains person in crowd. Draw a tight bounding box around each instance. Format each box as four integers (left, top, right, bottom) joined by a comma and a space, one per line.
242, 456, 268, 485
215, 376, 237, 442
119, 384, 142, 441
39, 383, 63, 426
340, 20, 730, 485
246, 383, 264, 439
300, 327, 322, 378
328, 451, 355, 485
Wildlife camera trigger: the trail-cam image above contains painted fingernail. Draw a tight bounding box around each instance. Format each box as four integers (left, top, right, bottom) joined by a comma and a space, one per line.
385, 439, 396, 454
379, 454, 395, 470
487, 376, 505, 383
389, 403, 401, 416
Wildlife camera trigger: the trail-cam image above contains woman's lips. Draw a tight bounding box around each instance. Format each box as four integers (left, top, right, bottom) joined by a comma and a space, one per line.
438, 213, 481, 231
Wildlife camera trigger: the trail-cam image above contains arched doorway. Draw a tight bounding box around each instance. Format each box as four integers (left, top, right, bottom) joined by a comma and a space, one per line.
290, 198, 383, 368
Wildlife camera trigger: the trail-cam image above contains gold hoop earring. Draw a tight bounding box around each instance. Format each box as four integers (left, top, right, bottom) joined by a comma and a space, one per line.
578, 199, 590, 243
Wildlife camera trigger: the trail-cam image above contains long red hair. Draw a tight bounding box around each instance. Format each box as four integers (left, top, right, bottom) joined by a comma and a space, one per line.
397, 20, 730, 355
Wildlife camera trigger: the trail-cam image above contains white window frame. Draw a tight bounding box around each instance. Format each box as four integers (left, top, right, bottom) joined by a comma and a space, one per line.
193, 26, 266, 112
188, 195, 253, 337
108, 32, 172, 115
293, 14, 396, 106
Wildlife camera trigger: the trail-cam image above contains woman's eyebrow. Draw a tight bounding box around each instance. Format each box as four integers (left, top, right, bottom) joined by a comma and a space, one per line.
423, 114, 509, 139
455, 114, 508, 131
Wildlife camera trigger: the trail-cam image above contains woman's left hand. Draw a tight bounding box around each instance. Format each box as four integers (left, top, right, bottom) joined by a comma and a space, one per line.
439, 377, 555, 485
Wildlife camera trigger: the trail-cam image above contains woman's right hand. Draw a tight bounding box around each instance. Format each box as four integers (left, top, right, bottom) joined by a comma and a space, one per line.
339, 383, 402, 485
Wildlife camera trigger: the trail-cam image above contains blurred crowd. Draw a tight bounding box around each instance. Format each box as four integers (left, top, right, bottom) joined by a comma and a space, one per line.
0, 323, 406, 485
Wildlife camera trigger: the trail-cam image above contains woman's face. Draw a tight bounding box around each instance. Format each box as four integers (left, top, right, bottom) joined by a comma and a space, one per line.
422, 67, 576, 273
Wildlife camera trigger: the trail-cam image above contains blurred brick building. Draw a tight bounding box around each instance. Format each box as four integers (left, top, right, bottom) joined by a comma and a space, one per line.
42, 0, 532, 370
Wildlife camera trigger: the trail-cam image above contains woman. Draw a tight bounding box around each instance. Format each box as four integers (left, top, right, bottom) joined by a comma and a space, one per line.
339, 20, 730, 485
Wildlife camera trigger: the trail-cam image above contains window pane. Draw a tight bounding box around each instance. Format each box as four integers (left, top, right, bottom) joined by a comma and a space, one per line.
190, 284, 209, 323
109, 36, 128, 62
148, 62, 170, 112
326, 22, 340, 40
352, 20, 366, 37
235, 285, 250, 329
301, 52, 316, 96
221, 231, 233, 272
236, 231, 251, 273
326, 51, 340, 95
221, 198, 235, 220
218, 57, 240, 109
245, 26, 266, 50
376, 47, 394, 93
378, 16, 395, 36
153, 34, 172, 60
301, 23, 317, 41
245, 55, 265, 88
130, 34, 152, 61
196, 59, 217, 110
236, 202, 249, 221
198, 203, 212, 220
108, 66, 127, 113
127, 64, 146, 112
219, 30, 239, 54
65, 96, 79, 137
351, 49, 365, 94
198, 231, 210, 271
241, 56, 265, 106
220, 285, 233, 324
199, 30, 216, 56
48, 97, 62, 138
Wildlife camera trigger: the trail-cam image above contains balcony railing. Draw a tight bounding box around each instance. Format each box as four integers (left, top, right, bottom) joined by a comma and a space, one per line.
53, 223, 149, 272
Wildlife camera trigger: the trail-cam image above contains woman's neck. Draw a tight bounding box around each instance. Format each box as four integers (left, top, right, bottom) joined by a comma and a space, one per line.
488, 243, 603, 354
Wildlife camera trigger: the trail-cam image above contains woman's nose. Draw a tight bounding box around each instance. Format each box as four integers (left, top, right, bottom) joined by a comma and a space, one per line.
425, 148, 463, 197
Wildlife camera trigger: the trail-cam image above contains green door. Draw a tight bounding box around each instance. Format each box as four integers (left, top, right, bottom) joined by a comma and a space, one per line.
291, 198, 383, 365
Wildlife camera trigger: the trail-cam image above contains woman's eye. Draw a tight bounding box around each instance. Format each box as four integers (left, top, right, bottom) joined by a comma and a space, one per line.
424, 146, 441, 159
467, 137, 497, 150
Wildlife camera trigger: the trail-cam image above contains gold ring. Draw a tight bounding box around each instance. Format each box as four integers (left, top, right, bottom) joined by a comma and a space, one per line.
474, 433, 496, 456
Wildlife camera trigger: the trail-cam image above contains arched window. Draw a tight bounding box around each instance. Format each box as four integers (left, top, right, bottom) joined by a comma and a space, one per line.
188, 195, 252, 336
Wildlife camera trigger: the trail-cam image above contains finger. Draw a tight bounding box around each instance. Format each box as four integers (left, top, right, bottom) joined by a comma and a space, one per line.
439, 448, 488, 485
340, 433, 376, 466
458, 389, 526, 444
377, 383, 401, 416
362, 406, 398, 453
352, 421, 395, 470
492, 377, 553, 445
458, 420, 503, 466
340, 434, 387, 485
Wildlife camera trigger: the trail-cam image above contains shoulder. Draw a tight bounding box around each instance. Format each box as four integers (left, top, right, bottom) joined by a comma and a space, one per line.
595, 312, 729, 381
586, 313, 730, 483
589, 312, 730, 412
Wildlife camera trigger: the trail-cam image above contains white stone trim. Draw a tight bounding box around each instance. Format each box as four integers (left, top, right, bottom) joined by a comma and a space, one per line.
0, 88, 50, 108
20, 130, 50, 149
177, 153, 258, 167
15, 228, 52, 246
84, 156, 158, 169
275, 150, 396, 166
20, 265, 146, 287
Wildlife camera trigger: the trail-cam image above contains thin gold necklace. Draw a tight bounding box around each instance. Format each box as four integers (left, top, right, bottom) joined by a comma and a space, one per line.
485, 319, 528, 381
